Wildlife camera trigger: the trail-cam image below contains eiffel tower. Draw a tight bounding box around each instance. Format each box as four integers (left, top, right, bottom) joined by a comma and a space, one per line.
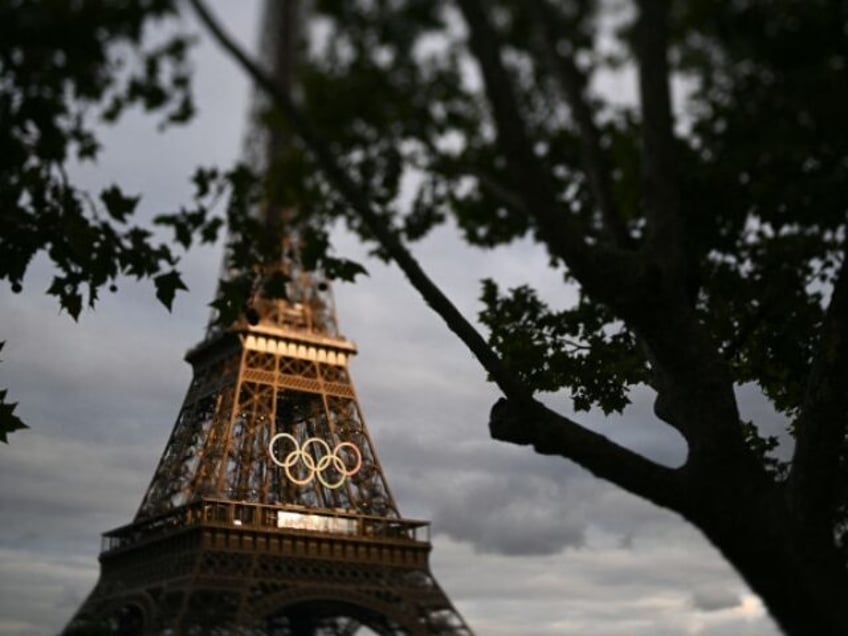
64, 3, 473, 635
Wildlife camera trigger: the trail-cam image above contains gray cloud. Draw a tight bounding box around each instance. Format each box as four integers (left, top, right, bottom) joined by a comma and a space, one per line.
692, 586, 743, 612
430, 537, 779, 636
0, 548, 99, 636
431, 472, 587, 555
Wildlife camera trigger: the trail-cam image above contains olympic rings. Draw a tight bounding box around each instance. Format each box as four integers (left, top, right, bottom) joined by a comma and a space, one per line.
268, 433, 362, 490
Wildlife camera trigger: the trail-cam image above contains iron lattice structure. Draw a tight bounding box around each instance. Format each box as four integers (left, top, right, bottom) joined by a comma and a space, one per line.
64, 1, 472, 634
65, 287, 473, 634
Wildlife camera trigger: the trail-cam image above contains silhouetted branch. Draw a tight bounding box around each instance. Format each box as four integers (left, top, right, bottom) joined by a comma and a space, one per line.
457, 0, 647, 317
530, 0, 630, 248
490, 398, 685, 509
633, 0, 684, 272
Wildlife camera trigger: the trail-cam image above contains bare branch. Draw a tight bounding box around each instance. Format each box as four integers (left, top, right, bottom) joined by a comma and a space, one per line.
789, 247, 848, 527
491, 398, 685, 509
529, 0, 630, 248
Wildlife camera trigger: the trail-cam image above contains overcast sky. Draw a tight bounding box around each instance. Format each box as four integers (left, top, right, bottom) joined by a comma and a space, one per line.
0, 3, 782, 635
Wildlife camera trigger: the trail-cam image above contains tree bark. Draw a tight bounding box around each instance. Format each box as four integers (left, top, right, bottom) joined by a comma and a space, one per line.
687, 483, 848, 635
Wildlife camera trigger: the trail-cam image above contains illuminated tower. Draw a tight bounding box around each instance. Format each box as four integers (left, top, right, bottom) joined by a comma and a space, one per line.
64, 2, 472, 634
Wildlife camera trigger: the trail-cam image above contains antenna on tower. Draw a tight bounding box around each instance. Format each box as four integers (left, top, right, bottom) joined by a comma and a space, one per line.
211, 0, 340, 339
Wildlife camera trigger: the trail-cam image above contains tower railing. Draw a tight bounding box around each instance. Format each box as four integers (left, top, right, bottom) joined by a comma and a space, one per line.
100, 498, 431, 554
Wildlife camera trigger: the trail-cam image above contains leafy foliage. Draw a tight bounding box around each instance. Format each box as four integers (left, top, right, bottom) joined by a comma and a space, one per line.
276, 0, 846, 426
259, 6, 848, 603
479, 280, 647, 412
0, 1, 240, 437
3, 0, 845, 499
674, 0, 848, 416
0, 0, 203, 319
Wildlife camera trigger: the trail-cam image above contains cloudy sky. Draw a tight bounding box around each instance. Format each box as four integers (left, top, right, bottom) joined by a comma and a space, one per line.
0, 3, 782, 635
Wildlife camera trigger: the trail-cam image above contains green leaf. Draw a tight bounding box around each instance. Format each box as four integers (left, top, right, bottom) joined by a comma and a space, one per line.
154, 270, 188, 311
64, 292, 83, 320
200, 217, 224, 244
46, 277, 84, 320
0, 346, 28, 441
192, 166, 218, 198
100, 185, 140, 222
0, 389, 28, 443
324, 257, 368, 282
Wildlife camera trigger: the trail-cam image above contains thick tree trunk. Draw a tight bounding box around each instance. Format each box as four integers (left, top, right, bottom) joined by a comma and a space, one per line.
692, 484, 848, 635
725, 534, 848, 635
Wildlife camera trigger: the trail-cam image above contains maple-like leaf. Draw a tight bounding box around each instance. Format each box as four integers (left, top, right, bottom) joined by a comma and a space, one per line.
154, 270, 188, 311
0, 390, 27, 443
100, 185, 140, 222
0, 344, 28, 443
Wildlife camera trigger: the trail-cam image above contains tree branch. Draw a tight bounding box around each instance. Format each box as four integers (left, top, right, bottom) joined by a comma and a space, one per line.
633, 0, 685, 276
529, 0, 630, 248
456, 0, 640, 305
456, 0, 555, 210
624, 2, 749, 458
190, 0, 686, 505
458, 0, 751, 468
491, 398, 685, 509
789, 247, 848, 527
